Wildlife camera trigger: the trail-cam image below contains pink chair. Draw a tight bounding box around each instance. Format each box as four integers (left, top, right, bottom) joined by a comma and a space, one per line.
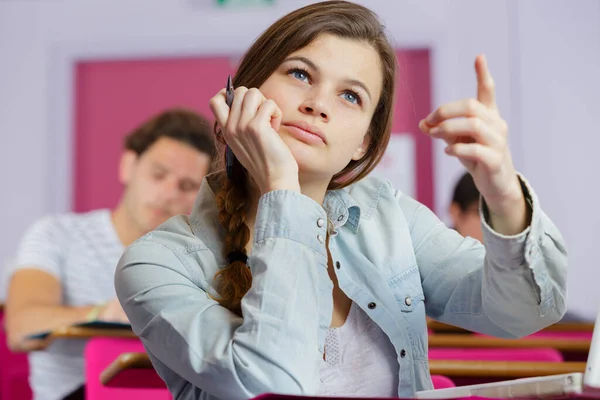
473, 331, 591, 361
429, 347, 563, 388
0, 310, 3, 395
85, 337, 171, 400
0, 312, 32, 400
431, 374, 455, 389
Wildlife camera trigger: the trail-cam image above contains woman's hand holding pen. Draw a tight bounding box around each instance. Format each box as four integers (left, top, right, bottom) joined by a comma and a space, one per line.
210, 87, 300, 195
419, 54, 530, 235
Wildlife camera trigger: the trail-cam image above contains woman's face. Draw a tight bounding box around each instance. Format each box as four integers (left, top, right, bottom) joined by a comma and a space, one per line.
259, 34, 384, 181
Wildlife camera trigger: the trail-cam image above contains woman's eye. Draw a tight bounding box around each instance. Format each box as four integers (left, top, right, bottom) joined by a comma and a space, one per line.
342, 91, 360, 105
290, 69, 309, 82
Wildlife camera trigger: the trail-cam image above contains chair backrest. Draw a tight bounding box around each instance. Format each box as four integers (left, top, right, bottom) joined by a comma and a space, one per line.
0, 312, 32, 400
529, 331, 593, 340
84, 337, 171, 400
431, 374, 455, 389
429, 347, 563, 362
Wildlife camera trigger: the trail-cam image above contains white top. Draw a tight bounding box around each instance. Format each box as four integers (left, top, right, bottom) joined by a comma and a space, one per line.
7, 209, 124, 400
317, 302, 399, 397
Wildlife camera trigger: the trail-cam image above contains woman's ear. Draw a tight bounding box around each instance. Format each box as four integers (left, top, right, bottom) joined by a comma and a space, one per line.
351, 133, 371, 161
119, 150, 139, 185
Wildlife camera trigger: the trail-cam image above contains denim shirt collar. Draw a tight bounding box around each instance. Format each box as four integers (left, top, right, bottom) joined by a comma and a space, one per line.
189, 175, 366, 236
323, 188, 362, 234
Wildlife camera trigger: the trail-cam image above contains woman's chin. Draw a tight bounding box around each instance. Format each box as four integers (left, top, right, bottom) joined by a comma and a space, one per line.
284, 138, 344, 181
287, 141, 320, 167
294, 157, 339, 184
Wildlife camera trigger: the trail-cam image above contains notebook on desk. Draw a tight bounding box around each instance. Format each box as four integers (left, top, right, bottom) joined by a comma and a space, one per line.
416, 307, 600, 399
26, 321, 132, 340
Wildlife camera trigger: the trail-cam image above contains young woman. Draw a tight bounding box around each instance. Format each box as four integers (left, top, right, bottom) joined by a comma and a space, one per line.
115, 2, 568, 399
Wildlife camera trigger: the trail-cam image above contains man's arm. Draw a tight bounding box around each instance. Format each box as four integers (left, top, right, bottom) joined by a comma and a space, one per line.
5, 268, 95, 352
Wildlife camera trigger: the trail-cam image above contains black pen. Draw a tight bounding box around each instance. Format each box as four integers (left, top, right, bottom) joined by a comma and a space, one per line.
225, 75, 235, 179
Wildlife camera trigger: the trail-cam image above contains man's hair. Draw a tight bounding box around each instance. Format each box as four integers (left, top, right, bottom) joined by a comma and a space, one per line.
124, 108, 216, 160
451, 172, 480, 211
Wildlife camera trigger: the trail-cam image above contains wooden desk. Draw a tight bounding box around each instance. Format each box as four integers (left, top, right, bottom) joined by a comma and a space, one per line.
101, 352, 587, 389
101, 352, 165, 388
428, 334, 590, 352
428, 320, 595, 334
539, 322, 594, 333
49, 326, 136, 340
22, 325, 137, 352
429, 359, 586, 378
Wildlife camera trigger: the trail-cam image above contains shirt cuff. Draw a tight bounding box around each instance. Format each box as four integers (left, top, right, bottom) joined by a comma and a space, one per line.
480, 173, 541, 267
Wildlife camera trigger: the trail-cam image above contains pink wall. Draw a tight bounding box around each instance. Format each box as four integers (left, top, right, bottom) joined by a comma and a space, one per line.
394, 49, 433, 208
73, 50, 432, 212
74, 56, 235, 211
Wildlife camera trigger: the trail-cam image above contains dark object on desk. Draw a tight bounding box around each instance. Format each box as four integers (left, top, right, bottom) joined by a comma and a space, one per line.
26, 321, 132, 340
74, 321, 131, 330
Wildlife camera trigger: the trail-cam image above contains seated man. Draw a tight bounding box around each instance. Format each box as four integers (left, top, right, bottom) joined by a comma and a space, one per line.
442, 172, 586, 326
448, 171, 483, 243
4, 108, 215, 400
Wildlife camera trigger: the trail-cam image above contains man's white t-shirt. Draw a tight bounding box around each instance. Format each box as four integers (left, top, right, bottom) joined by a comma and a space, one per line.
8, 209, 124, 400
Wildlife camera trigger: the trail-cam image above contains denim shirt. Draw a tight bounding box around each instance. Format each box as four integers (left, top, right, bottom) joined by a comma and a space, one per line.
115, 174, 568, 400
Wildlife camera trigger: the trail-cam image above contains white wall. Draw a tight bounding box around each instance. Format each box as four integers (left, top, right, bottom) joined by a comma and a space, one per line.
0, 0, 596, 318
512, 0, 600, 319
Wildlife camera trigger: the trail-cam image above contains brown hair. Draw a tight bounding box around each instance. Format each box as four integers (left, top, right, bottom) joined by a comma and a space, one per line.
125, 108, 216, 161
213, 1, 397, 316
452, 172, 480, 212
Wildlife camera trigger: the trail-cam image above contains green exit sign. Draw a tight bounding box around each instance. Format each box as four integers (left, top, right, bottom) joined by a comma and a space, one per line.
215, 0, 275, 7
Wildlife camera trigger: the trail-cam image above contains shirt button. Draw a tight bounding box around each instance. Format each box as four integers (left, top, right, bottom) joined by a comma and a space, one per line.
368, 302, 377, 309
335, 261, 341, 269
317, 218, 325, 228
337, 215, 344, 222
528, 246, 538, 258
400, 349, 406, 358
317, 234, 324, 244
404, 297, 412, 306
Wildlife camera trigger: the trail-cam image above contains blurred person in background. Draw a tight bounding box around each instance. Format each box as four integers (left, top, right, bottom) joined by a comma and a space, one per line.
4, 108, 215, 400
449, 171, 483, 243
447, 172, 589, 323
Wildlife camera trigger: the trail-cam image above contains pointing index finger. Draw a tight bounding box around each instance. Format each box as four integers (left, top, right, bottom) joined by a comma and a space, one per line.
476, 54, 497, 110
